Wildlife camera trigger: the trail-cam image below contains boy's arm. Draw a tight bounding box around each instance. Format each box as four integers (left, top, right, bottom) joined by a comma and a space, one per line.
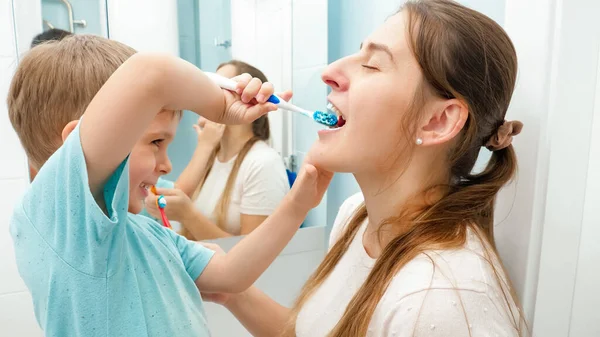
222, 286, 291, 337
201, 244, 291, 336
195, 164, 333, 293
80, 53, 276, 205
80, 54, 224, 204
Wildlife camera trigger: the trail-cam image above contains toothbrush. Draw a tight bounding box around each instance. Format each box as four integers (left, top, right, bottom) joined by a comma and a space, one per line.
156, 196, 172, 229
204, 72, 338, 127
150, 186, 172, 229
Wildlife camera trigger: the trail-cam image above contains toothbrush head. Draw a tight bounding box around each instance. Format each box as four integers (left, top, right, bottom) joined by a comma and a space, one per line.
313, 110, 338, 127
157, 195, 167, 209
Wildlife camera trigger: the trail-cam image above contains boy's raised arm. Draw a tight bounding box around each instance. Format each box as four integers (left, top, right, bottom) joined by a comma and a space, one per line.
80, 54, 226, 202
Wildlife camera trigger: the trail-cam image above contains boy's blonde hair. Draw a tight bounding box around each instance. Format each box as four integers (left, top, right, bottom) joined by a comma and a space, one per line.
7, 34, 136, 170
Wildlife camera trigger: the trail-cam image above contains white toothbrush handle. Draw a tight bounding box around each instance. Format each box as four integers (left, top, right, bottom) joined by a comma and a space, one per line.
205, 72, 238, 91
205, 72, 312, 118
275, 99, 312, 116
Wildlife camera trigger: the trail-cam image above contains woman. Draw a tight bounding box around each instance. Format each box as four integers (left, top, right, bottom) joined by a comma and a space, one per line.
145, 60, 290, 240
204, 1, 526, 336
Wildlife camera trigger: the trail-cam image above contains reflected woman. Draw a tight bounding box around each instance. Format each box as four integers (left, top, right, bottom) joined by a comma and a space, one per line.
145, 60, 290, 240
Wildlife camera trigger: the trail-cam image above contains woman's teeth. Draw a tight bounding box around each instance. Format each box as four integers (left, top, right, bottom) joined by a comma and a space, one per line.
327, 103, 346, 129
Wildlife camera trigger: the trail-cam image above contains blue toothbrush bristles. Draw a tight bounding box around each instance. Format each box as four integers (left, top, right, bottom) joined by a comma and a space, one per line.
313, 111, 338, 127
157, 195, 167, 209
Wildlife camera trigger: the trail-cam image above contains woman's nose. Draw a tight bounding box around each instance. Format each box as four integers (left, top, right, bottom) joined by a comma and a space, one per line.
321, 58, 350, 92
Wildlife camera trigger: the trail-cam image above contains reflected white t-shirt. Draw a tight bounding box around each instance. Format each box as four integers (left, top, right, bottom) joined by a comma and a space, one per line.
194, 141, 289, 235
296, 193, 521, 337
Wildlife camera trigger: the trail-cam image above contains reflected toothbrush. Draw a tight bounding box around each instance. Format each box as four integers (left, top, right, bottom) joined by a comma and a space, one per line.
205, 72, 338, 127
156, 196, 172, 229
150, 186, 172, 229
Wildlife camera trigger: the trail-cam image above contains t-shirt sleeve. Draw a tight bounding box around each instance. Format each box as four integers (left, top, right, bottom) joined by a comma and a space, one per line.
328, 193, 364, 249
16, 122, 130, 275
239, 148, 290, 216
164, 229, 215, 280
382, 289, 517, 336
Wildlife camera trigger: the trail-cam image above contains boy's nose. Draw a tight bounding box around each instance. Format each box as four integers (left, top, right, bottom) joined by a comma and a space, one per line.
158, 158, 172, 175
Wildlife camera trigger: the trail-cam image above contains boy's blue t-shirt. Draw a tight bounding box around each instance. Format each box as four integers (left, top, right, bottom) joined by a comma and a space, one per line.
10, 124, 215, 337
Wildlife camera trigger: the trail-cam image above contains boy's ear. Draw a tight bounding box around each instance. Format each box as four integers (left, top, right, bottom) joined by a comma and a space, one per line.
61, 120, 80, 142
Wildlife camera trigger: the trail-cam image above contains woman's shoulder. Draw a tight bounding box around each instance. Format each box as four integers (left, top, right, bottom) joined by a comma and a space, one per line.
375, 235, 520, 335
365, 250, 520, 335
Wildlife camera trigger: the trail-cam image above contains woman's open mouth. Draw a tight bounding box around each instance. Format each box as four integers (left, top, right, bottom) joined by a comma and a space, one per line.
327, 102, 346, 129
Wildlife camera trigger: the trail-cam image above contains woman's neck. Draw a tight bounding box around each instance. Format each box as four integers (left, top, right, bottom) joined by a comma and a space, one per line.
355, 152, 448, 258
218, 125, 254, 162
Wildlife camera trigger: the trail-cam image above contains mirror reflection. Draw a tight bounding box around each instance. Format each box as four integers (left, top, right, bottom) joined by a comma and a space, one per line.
142, 60, 291, 241
6, 0, 325, 336
22, 0, 327, 241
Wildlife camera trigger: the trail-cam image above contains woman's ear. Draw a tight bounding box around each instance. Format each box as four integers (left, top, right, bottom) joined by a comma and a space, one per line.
61, 120, 80, 142
418, 99, 468, 146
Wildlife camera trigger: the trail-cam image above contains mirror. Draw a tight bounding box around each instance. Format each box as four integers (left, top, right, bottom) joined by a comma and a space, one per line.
11, 0, 331, 239
10, 2, 330, 335
108, 0, 327, 233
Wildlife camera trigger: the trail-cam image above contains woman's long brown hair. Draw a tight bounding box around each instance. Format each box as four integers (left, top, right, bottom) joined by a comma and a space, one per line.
284, 1, 526, 336
182, 61, 271, 238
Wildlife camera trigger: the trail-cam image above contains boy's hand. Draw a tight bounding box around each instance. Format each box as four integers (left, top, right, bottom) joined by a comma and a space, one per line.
285, 163, 333, 216
194, 117, 225, 148
144, 188, 195, 223
216, 73, 288, 125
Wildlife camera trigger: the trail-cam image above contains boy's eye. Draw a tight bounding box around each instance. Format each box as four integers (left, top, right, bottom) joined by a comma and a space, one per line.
152, 139, 164, 146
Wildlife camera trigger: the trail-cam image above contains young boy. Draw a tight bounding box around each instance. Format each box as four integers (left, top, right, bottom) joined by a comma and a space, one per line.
7, 35, 330, 336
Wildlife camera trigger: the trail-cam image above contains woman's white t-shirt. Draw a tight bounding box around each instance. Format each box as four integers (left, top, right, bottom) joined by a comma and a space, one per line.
193, 141, 290, 235
296, 193, 521, 337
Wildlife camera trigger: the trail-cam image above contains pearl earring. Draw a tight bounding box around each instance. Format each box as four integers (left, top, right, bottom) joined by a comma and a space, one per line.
416, 138, 423, 145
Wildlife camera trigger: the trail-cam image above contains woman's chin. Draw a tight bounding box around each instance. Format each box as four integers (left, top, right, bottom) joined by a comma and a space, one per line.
306, 151, 352, 173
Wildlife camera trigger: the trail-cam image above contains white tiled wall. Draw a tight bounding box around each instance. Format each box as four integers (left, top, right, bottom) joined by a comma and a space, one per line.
291, 0, 328, 227
230, 0, 293, 157
0, 0, 42, 336
107, 0, 179, 55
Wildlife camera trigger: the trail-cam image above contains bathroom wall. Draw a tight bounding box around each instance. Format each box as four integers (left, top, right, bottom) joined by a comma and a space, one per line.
41, 0, 104, 35
0, 0, 43, 335
230, 0, 292, 162
290, 0, 329, 227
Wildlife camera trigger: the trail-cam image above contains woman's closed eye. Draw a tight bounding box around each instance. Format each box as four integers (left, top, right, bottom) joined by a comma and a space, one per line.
362, 64, 380, 71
